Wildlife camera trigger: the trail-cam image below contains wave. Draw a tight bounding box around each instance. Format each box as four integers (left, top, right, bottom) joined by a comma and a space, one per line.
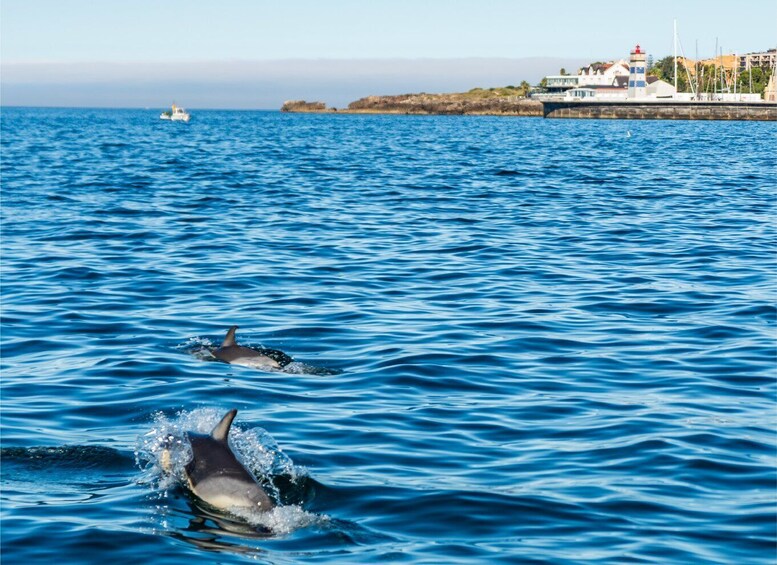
1, 445, 134, 471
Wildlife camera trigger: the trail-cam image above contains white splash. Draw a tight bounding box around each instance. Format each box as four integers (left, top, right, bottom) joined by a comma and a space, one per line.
176, 336, 217, 361
135, 407, 318, 535
231, 504, 325, 535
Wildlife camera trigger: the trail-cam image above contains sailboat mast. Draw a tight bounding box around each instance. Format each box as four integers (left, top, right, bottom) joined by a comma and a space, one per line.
714, 38, 718, 95
695, 40, 699, 99
674, 19, 678, 93
734, 53, 737, 96
750, 59, 753, 93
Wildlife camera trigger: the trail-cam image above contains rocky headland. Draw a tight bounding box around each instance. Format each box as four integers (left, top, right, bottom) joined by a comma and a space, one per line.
281, 88, 777, 121
280, 100, 331, 112
281, 87, 543, 116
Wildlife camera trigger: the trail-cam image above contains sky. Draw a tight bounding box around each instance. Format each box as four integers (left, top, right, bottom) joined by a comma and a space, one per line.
2, 0, 775, 108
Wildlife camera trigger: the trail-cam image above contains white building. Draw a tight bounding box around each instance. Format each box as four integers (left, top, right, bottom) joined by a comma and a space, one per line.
577, 60, 630, 87
543, 60, 630, 94
543, 44, 683, 101
544, 74, 580, 93
564, 75, 676, 101
646, 77, 676, 98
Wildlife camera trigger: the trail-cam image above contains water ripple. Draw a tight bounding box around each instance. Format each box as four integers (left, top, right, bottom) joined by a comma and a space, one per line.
1, 108, 775, 563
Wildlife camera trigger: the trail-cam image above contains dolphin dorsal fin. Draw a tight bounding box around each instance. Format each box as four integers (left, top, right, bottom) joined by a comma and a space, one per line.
221, 326, 238, 347
211, 409, 238, 442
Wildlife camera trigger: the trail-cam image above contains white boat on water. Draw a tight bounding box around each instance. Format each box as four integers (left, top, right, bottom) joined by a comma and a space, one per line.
160, 104, 190, 122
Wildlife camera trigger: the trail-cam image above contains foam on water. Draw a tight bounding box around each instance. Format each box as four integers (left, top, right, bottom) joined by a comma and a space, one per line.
231, 504, 324, 535
135, 408, 319, 536
176, 336, 217, 361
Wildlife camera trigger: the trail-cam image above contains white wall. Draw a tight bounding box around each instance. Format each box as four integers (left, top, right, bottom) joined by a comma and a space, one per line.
646, 79, 676, 98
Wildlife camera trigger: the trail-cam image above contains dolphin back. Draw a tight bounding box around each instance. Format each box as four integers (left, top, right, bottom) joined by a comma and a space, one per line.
214, 346, 283, 368
211, 408, 237, 442
221, 326, 238, 348
184, 409, 275, 512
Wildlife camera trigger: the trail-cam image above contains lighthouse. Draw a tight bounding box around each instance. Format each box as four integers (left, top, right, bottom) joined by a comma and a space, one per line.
628, 44, 647, 99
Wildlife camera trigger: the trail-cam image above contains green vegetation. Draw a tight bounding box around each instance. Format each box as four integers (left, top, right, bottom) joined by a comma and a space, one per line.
649, 56, 691, 92
736, 67, 769, 95
466, 81, 532, 98
649, 56, 770, 96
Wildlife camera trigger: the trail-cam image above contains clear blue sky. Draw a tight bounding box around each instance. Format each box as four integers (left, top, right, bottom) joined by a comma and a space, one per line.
3, 0, 775, 62
2, 0, 775, 108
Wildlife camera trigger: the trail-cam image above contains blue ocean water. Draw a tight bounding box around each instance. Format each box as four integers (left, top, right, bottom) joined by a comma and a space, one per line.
1, 107, 775, 564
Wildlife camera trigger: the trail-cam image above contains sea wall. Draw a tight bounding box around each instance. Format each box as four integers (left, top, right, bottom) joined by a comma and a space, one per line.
541, 100, 777, 121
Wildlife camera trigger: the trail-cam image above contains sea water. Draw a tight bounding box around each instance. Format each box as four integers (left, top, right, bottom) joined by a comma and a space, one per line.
1, 107, 775, 564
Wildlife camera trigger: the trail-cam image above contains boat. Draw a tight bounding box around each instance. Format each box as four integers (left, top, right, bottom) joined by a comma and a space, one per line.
160, 103, 190, 122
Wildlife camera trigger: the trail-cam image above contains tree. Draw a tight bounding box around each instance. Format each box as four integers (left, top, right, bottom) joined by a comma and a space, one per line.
648, 56, 690, 93
559, 68, 568, 76
737, 67, 768, 95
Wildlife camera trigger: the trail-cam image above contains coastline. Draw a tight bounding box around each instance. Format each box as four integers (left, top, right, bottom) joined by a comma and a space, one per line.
282, 94, 777, 121
281, 94, 543, 117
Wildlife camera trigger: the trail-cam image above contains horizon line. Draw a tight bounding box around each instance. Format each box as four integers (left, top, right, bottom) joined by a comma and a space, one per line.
0, 54, 655, 67
0, 104, 285, 111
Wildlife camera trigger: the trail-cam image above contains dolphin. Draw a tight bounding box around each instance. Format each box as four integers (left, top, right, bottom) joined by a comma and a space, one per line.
213, 326, 292, 369
183, 409, 275, 512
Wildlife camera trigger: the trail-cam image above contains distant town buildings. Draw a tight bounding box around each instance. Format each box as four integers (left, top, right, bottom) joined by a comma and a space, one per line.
544, 60, 629, 93
543, 74, 580, 93
541, 44, 674, 101
579, 60, 631, 86
739, 49, 776, 72
538, 43, 775, 102
564, 76, 675, 101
